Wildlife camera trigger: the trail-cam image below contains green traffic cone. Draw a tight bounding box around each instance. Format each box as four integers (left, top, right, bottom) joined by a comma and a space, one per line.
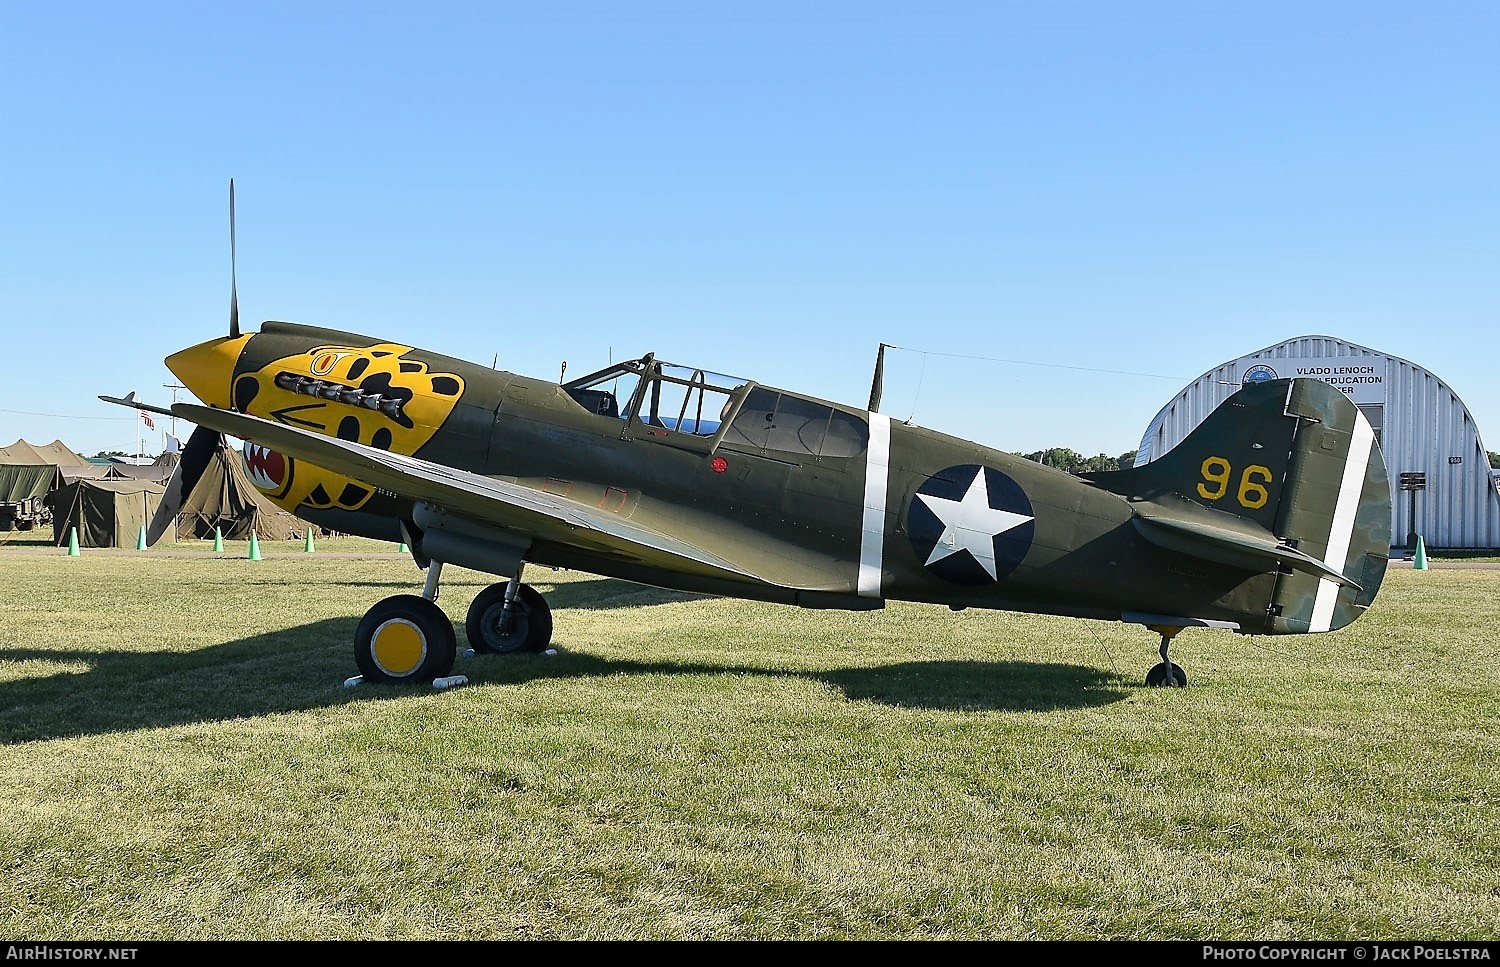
304, 530, 315, 553
67, 526, 80, 557
248, 532, 262, 561
1414, 535, 1428, 570
137, 525, 147, 551
213, 527, 224, 553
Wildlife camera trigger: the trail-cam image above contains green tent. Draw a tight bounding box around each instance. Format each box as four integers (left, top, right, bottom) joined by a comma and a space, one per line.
0, 465, 59, 531
0, 439, 88, 468
48, 479, 164, 548
0, 465, 56, 503
169, 439, 308, 541
1, 439, 96, 532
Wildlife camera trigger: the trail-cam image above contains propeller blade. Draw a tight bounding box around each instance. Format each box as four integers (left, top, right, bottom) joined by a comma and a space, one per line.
228, 178, 240, 339
146, 424, 222, 545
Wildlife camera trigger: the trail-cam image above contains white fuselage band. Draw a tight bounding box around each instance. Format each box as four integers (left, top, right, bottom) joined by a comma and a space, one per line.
858, 413, 892, 598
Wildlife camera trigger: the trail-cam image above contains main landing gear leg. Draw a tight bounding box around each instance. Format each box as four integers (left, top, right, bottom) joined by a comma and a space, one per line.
1145, 625, 1188, 688
498, 563, 524, 633
422, 561, 443, 602
465, 562, 555, 655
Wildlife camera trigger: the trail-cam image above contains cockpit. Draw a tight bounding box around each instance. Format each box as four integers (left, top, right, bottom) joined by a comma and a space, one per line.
564, 354, 741, 435
563, 354, 869, 461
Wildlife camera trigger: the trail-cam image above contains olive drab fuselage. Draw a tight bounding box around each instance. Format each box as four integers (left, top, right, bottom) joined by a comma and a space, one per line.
168, 321, 1389, 639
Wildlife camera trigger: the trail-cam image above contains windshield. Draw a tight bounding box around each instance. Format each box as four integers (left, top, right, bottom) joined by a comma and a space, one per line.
565, 356, 748, 438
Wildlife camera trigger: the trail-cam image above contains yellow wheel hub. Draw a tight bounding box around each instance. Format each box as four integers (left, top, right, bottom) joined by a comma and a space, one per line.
371, 618, 426, 677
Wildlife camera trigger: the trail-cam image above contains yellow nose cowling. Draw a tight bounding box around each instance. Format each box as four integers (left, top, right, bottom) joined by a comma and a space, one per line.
165, 335, 252, 411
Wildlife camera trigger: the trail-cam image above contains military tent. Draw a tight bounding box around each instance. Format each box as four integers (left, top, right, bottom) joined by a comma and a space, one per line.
0, 439, 88, 468
48, 479, 164, 548
59, 464, 116, 483
0, 465, 57, 502
107, 451, 179, 484
0, 465, 59, 531
169, 439, 309, 541
0, 439, 93, 532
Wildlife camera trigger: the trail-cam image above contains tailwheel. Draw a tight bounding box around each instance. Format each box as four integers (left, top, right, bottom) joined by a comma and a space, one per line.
1145, 662, 1188, 688
465, 580, 553, 654
1145, 625, 1188, 688
354, 594, 457, 684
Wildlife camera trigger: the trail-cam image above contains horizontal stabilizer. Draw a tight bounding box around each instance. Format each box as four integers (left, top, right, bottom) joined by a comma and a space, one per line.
1134, 512, 1361, 590
1121, 612, 1240, 631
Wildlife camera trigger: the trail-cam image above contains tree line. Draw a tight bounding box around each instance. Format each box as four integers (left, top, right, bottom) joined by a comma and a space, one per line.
1016, 449, 1139, 474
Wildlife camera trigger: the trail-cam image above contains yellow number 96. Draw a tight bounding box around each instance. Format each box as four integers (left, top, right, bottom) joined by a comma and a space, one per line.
1197, 457, 1273, 509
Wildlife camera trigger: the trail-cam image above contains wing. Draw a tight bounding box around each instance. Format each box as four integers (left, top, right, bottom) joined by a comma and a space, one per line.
175, 403, 771, 585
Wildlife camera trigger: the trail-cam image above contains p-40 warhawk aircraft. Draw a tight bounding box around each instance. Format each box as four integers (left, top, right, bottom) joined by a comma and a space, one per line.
105, 182, 1389, 688
107, 315, 1391, 690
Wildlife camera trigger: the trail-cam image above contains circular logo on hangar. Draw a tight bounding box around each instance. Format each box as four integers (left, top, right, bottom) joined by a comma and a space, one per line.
1242, 364, 1278, 386
906, 465, 1035, 585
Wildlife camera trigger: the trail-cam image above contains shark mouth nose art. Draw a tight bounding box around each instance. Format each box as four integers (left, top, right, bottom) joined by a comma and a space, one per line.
244, 442, 289, 492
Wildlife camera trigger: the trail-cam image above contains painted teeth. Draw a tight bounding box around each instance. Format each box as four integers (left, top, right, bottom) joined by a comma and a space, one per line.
242, 442, 284, 491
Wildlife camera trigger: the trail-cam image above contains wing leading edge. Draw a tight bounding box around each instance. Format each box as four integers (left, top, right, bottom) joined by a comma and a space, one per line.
174, 403, 774, 586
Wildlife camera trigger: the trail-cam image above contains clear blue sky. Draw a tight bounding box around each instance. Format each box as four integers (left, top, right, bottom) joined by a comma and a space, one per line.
3, 1, 1497, 460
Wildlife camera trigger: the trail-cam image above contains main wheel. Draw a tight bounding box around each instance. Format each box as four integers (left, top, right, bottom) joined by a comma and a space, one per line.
1145, 662, 1188, 688
465, 581, 553, 654
354, 594, 457, 684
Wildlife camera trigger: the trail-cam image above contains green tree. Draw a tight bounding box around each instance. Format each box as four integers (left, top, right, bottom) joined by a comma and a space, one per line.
1017, 448, 1140, 474
1489, 451, 1499, 469
1018, 448, 1084, 472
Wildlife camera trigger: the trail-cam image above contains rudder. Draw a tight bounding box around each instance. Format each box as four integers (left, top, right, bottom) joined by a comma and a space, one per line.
1266, 379, 1391, 632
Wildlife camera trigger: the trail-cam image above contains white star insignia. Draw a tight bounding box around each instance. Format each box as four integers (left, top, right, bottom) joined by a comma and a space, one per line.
916, 469, 1034, 579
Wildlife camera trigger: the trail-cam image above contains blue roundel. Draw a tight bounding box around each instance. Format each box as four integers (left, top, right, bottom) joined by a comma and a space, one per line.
906, 465, 1035, 585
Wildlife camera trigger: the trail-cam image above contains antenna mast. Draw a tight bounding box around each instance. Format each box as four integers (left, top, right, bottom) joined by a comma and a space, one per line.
868, 342, 888, 412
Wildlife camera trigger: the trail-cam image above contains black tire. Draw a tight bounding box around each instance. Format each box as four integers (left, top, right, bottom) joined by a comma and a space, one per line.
1145, 662, 1188, 688
354, 594, 457, 684
465, 581, 553, 654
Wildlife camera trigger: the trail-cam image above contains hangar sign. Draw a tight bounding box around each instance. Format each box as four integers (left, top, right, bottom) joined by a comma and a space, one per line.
1240, 356, 1387, 405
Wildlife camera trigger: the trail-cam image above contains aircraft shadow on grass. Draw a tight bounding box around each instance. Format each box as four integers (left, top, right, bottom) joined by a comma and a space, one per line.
0, 613, 1129, 744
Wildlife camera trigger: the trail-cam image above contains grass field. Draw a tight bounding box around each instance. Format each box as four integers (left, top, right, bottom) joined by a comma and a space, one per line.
0, 542, 1496, 940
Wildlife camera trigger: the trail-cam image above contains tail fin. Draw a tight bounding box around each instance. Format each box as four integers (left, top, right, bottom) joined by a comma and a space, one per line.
1085, 378, 1391, 634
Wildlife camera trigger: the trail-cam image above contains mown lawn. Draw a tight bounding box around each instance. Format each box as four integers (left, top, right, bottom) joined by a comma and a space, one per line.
0, 548, 1495, 940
